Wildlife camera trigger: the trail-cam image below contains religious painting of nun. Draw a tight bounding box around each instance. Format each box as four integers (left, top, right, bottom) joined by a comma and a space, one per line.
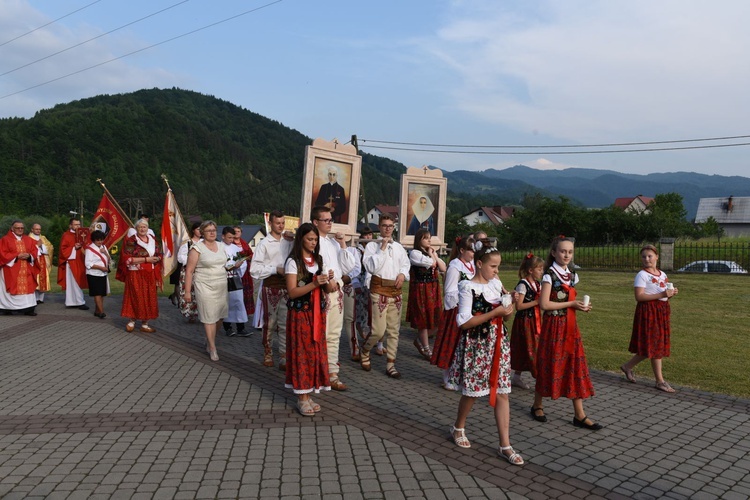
406, 186, 438, 236
398, 166, 447, 249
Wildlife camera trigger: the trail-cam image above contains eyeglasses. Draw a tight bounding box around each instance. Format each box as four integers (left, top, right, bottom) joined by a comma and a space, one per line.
317, 218, 333, 224
380, 225, 395, 229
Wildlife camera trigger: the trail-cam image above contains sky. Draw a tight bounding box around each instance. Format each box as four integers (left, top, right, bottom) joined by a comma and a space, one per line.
2, 0, 750, 177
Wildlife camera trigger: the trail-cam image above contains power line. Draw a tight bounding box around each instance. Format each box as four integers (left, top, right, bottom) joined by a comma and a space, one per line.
359, 142, 750, 155
0, 0, 103, 48
1, 0, 190, 78
360, 134, 750, 149
0, 0, 284, 100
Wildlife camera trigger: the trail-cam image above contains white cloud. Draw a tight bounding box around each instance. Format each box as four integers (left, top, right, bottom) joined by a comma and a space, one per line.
0, 0, 179, 117
422, 1, 750, 143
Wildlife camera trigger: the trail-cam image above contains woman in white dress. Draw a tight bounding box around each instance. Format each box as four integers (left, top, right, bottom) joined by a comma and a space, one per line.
184, 221, 229, 361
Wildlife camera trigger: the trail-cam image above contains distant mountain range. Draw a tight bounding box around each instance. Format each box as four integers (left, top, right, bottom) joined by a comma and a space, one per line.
443, 165, 750, 219
1, 87, 746, 222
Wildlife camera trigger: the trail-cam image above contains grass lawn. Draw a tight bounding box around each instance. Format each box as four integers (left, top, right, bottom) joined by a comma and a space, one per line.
47, 266, 749, 398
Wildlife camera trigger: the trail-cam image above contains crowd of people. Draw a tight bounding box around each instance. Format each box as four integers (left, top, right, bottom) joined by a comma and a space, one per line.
0, 214, 681, 466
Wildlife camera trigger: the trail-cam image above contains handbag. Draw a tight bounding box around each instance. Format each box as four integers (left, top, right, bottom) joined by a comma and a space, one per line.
228, 274, 243, 291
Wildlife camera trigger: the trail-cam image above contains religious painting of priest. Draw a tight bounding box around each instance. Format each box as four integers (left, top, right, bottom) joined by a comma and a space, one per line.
312, 159, 351, 224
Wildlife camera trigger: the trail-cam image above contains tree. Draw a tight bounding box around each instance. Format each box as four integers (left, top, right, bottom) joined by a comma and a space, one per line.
698, 216, 725, 242
643, 193, 692, 239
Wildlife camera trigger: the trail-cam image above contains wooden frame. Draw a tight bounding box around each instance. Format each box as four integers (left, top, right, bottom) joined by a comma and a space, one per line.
399, 166, 447, 248
301, 138, 362, 236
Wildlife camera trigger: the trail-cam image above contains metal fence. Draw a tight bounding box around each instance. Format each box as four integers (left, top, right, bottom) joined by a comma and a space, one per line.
496, 241, 750, 274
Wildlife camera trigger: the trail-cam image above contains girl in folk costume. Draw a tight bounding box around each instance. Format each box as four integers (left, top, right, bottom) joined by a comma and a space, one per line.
431, 235, 475, 387
510, 253, 545, 390
84, 230, 111, 319
118, 219, 162, 333
285, 223, 334, 416
532, 236, 602, 430
447, 246, 523, 466
407, 228, 446, 360
177, 222, 202, 322
620, 245, 679, 392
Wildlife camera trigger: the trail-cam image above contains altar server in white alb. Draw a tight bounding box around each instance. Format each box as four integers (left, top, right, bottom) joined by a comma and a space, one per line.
221, 227, 250, 337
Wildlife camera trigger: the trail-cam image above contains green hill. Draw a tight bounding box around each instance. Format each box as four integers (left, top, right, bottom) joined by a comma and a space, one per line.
0, 88, 403, 219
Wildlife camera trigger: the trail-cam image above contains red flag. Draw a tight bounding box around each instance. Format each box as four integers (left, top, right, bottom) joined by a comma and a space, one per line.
161, 189, 190, 277
92, 190, 132, 248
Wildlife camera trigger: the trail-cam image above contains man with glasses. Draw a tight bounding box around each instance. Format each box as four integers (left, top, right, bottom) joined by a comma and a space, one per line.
311, 206, 356, 390
0, 221, 41, 316
361, 214, 410, 379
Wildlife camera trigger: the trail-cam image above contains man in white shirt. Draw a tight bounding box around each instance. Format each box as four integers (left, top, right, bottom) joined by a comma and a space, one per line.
361, 215, 410, 379
250, 211, 292, 369
311, 206, 356, 390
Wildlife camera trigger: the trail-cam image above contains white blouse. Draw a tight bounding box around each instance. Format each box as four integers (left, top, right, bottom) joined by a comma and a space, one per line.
456, 279, 503, 327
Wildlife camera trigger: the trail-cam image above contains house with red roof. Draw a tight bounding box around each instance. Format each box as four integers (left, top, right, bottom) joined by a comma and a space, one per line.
613, 195, 654, 214
461, 206, 515, 226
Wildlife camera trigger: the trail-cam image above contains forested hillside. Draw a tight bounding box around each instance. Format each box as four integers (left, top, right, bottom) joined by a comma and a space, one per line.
0, 88, 403, 219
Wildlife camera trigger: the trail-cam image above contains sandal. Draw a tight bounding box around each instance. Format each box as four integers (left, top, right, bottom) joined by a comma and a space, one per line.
655, 381, 676, 393
360, 358, 371, 372
450, 426, 471, 448
375, 345, 387, 356
297, 399, 315, 417
498, 446, 524, 466
511, 374, 530, 389
307, 398, 322, 412
386, 365, 401, 379
620, 365, 636, 383
413, 339, 432, 361
330, 377, 348, 391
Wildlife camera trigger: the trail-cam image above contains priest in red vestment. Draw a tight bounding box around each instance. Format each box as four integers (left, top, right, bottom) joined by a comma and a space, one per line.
57, 217, 89, 310
0, 221, 41, 315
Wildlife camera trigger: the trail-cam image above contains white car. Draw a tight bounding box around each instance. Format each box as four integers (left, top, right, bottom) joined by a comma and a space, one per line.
677, 260, 748, 274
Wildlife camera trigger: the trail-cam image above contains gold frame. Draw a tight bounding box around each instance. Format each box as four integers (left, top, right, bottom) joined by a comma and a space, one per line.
301, 138, 362, 236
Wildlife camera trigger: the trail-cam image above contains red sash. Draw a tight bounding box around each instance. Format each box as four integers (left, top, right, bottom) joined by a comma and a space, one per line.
488, 316, 504, 407
561, 284, 577, 355
87, 244, 109, 268
312, 286, 322, 343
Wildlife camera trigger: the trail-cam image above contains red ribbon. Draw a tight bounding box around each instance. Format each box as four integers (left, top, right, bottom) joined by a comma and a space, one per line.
488, 316, 504, 407
312, 285, 322, 343
561, 284, 577, 355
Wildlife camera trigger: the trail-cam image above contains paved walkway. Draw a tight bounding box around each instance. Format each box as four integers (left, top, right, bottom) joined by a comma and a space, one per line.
1, 294, 749, 500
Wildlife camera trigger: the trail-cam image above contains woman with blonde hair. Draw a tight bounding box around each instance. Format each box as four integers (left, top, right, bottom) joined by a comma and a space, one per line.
119, 218, 162, 333
184, 221, 229, 361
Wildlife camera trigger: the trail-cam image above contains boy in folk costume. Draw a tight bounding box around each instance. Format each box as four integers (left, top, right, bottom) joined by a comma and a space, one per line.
361, 214, 411, 379
250, 211, 293, 368
311, 206, 357, 390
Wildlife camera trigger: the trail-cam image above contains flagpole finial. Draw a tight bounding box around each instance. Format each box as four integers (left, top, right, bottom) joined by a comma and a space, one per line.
96, 178, 106, 189
161, 174, 171, 192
